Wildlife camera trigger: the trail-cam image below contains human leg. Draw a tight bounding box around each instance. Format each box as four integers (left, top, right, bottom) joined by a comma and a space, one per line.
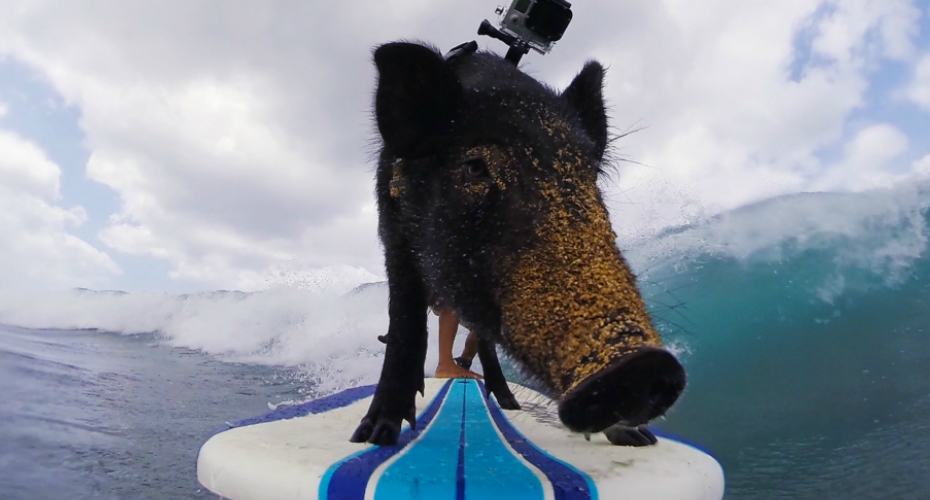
455, 330, 479, 369
435, 309, 481, 379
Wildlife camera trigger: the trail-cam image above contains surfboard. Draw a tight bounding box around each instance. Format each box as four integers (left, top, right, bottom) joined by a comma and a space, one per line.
197, 378, 724, 500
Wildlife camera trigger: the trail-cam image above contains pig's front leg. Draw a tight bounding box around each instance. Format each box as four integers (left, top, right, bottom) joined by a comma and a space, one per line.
476, 335, 520, 410
350, 255, 427, 446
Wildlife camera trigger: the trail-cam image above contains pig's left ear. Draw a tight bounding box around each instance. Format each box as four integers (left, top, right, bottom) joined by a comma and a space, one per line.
374, 42, 465, 158
561, 61, 608, 160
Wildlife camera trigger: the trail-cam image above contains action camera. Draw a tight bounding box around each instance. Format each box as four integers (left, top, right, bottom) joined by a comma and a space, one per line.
497, 0, 573, 54
466, 0, 573, 65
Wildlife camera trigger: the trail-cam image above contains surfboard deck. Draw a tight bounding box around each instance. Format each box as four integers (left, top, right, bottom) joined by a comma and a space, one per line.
197, 378, 724, 500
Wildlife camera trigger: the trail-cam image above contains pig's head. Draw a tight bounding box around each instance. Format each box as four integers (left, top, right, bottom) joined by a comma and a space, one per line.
374, 42, 685, 433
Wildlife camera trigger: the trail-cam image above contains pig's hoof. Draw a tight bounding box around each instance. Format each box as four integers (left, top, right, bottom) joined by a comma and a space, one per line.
484, 379, 521, 410
603, 424, 657, 447
349, 400, 416, 446
349, 417, 377, 443
492, 390, 521, 410
369, 418, 402, 445
349, 418, 374, 443
350, 416, 401, 445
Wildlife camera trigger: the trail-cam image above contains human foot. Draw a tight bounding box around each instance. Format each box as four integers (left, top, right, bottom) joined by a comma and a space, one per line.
454, 356, 473, 370
435, 362, 482, 379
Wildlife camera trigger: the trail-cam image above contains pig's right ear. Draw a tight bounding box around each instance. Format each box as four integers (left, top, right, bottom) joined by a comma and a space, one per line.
561, 61, 608, 161
374, 42, 465, 158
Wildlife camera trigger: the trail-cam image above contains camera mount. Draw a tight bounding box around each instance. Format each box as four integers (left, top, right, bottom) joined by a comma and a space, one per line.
478, 20, 532, 65
478, 0, 573, 66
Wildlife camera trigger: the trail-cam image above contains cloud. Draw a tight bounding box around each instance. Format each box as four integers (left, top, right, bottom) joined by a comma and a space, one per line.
812, 0, 920, 64
915, 154, 930, 177
0, 2, 400, 287
0, 0, 926, 287
0, 129, 120, 289
813, 123, 913, 191
589, 0, 925, 236
0, 129, 60, 198
904, 53, 930, 111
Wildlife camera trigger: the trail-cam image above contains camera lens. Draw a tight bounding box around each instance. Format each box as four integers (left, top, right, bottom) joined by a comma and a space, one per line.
525, 0, 572, 42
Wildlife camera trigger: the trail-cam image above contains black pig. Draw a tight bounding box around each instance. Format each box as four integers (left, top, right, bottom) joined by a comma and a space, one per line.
351, 42, 685, 447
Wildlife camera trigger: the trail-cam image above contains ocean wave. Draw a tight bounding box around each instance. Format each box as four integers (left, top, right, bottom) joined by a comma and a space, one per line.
0, 268, 395, 394
632, 182, 930, 492
1, 183, 928, 398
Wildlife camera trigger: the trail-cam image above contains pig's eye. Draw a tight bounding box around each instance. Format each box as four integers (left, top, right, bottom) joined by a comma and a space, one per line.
463, 158, 489, 178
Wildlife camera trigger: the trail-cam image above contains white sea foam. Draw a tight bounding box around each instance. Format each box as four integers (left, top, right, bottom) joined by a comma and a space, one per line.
0, 277, 471, 394
1, 183, 927, 388
625, 179, 930, 286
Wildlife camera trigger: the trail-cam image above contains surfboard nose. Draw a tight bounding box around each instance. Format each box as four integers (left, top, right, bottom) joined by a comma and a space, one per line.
557, 347, 686, 433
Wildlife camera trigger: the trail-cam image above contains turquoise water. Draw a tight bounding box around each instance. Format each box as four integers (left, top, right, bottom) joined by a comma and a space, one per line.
1, 183, 928, 499
639, 188, 930, 499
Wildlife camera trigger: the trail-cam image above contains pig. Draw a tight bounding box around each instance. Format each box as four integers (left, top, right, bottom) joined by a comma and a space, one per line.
350, 41, 685, 447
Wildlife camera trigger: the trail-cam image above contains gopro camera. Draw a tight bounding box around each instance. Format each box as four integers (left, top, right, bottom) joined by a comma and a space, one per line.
474, 0, 573, 65
497, 0, 572, 54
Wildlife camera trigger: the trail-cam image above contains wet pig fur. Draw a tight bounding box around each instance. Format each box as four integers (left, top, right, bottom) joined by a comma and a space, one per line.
351, 42, 686, 447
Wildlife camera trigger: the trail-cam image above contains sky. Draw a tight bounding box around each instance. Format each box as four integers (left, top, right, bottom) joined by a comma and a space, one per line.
0, 0, 928, 293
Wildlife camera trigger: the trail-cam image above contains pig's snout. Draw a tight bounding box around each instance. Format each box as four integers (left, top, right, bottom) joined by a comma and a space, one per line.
557, 347, 686, 433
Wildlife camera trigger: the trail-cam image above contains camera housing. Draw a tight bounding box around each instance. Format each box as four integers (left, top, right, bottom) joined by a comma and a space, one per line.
498, 0, 572, 54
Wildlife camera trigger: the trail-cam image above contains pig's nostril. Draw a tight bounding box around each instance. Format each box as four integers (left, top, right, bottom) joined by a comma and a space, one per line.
557, 347, 686, 433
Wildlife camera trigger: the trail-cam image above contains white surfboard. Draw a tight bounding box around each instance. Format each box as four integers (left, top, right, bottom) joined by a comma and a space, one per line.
197, 378, 724, 500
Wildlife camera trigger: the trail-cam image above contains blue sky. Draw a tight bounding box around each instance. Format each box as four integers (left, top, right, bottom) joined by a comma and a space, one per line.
844, 7, 930, 169
0, 62, 112, 241
0, 0, 928, 292
0, 61, 178, 291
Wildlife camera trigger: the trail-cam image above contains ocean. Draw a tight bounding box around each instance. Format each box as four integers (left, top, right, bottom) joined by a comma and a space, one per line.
1, 181, 928, 499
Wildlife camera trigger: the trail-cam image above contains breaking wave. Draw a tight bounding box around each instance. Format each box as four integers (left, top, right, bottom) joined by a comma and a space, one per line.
1, 182, 928, 406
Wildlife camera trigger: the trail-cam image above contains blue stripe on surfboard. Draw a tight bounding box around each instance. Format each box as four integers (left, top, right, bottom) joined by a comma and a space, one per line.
650, 428, 719, 460
461, 379, 543, 500
455, 380, 468, 500
373, 379, 467, 500
212, 384, 377, 436
456, 383, 466, 500
481, 381, 598, 500
321, 379, 453, 500
376, 380, 544, 500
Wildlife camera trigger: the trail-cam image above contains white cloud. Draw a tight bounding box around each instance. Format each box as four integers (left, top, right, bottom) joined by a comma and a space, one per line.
0, 130, 60, 198
0, 0, 925, 287
0, 130, 120, 289
0, 99, 7, 117
812, 0, 920, 64
813, 124, 911, 191
915, 154, 930, 177
590, 0, 924, 235
904, 53, 930, 111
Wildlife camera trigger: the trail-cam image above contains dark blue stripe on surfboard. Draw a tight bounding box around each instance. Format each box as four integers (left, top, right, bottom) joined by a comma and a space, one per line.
456, 384, 467, 500
373, 380, 465, 499
461, 380, 543, 500
322, 379, 453, 500
213, 384, 377, 436
481, 381, 598, 500
375, 379, 542, 500
651, 428, 719, 460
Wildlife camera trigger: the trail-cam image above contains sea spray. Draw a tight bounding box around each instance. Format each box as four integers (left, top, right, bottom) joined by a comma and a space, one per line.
631, 182, 930, 499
